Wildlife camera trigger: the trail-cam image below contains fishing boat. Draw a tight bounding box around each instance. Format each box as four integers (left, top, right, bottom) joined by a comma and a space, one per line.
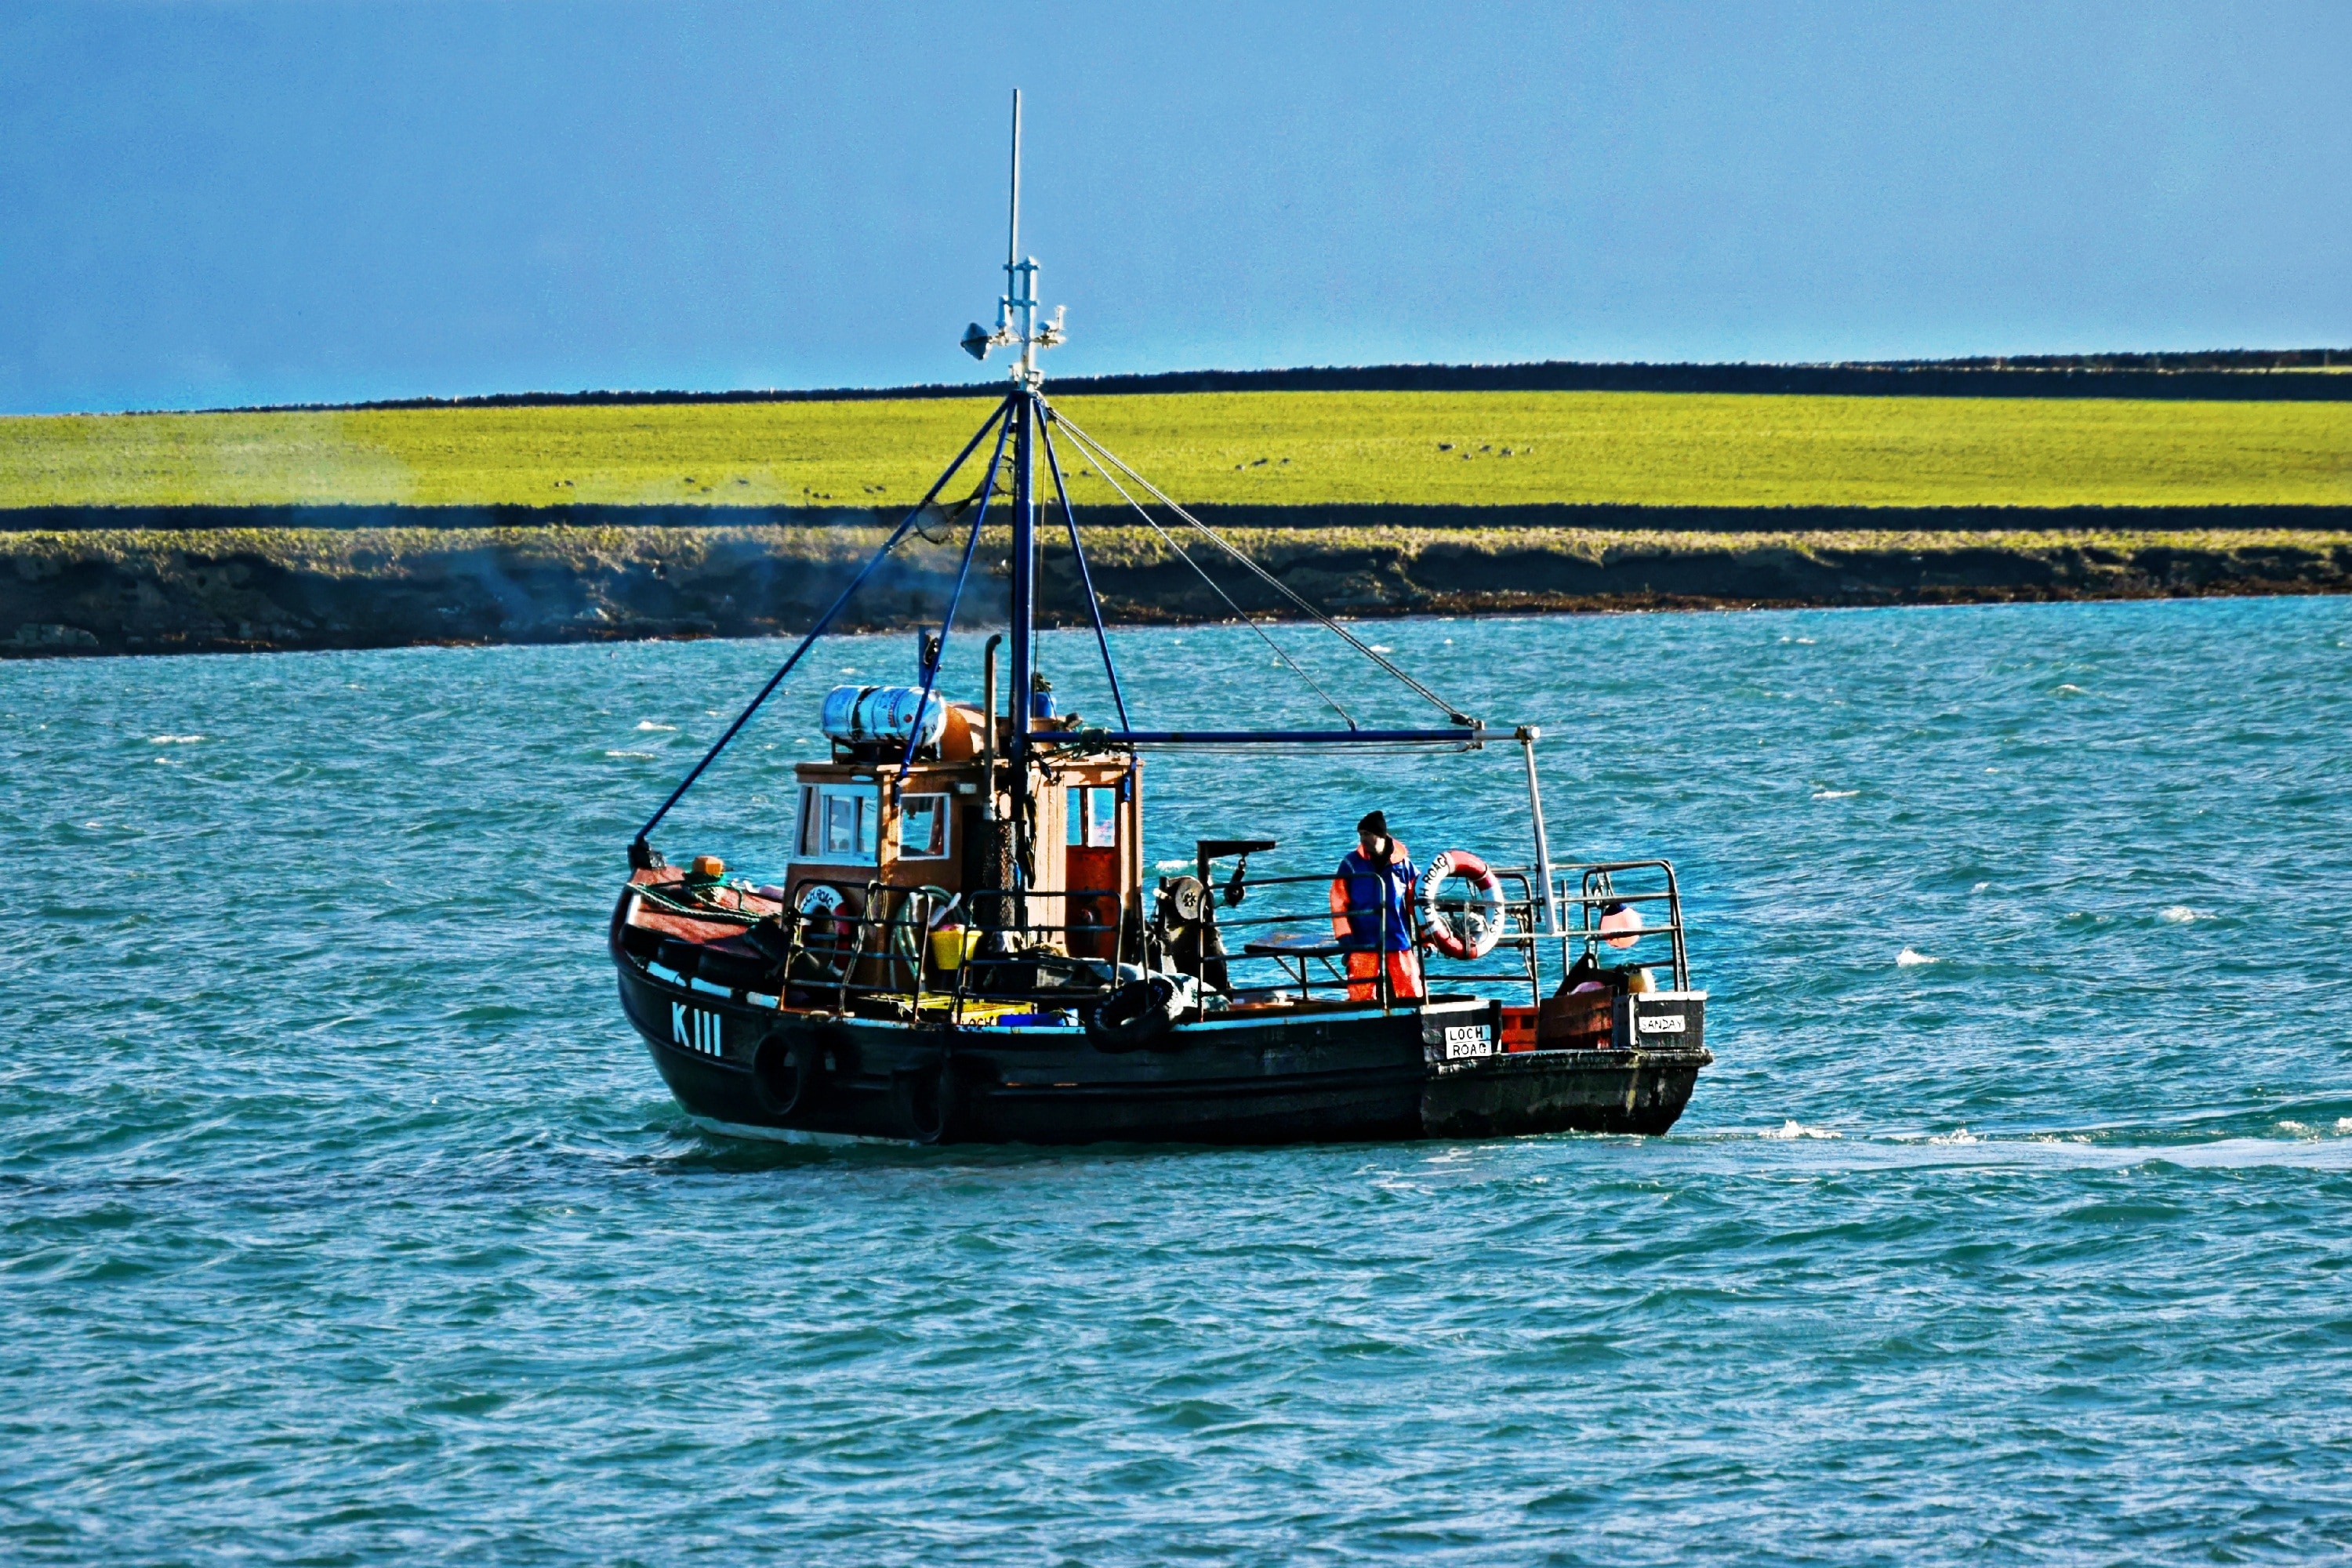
608, 93, 1711, 1145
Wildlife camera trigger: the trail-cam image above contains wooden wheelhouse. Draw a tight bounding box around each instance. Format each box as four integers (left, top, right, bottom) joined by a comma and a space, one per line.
778, 695, 1145, 981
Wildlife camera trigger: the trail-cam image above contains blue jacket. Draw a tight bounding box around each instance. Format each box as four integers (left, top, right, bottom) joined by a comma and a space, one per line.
1330, 844, 1418, 951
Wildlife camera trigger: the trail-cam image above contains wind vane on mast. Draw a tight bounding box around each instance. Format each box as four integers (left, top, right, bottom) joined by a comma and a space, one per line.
961, 88, 1065, 387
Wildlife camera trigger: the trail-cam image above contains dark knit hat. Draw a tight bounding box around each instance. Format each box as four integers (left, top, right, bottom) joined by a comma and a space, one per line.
1356, 810, 1389, 837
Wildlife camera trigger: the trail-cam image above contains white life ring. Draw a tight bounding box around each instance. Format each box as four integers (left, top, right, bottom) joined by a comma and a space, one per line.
793, 882, 854, 983
1416, 850, 1504, 960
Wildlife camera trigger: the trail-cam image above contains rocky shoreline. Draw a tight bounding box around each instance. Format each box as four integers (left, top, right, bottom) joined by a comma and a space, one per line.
5, 518, 2348, 657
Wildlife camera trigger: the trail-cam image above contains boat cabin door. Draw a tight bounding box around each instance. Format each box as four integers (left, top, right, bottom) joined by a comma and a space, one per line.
1047, 764, 1140, 960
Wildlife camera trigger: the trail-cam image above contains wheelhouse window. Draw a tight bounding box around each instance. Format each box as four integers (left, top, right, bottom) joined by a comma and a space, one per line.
1066, 785, 1119, 848
898, 793, 949, 859
798, 784, 877, 862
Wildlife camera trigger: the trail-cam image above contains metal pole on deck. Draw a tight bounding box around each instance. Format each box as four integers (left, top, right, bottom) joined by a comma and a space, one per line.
981, 634, 1001, 822
1519, 727, 1562, 967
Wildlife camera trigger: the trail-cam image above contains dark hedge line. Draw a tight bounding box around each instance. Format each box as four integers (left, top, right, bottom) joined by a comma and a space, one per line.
195, 350, 2352, 416
9, 502, 2349, 535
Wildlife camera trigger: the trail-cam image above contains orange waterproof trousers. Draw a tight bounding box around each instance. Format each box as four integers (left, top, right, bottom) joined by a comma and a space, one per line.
1345, 948, 1424, 1003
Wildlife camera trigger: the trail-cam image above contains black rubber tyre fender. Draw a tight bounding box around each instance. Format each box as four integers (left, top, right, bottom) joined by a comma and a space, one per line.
695, 945, 779, 993
892, 1050, 957, 1145
1087, 976, 1181, 1054
750, 1030, 818, 1119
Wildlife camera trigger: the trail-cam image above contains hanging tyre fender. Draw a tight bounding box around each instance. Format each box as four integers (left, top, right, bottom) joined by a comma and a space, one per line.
1417, 851, 1505, 960
750, 1029, 821, 1119
892, 1049, 958, 1145
1086, 974, 1192, 1054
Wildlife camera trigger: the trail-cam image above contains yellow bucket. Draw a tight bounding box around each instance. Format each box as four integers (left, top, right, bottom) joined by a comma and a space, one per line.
930, 927, 978, 971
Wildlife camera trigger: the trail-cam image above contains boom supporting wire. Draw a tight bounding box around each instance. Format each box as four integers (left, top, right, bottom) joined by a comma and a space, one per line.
1049, 407, 1478, 728
1036, 411, 1130, 731
1044, 408, 1358, 730
1041, 728, 1490, 746
632, 392, 1014, 855
895, 408, 1019, 777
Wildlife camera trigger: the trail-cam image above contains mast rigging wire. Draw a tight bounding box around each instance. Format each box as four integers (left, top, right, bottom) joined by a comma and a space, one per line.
1044, 413, 1359, 731
1036, 413, 1131, 731
633, 393, 1014, 849
894, 406, 1019, 778
1047, 406, 1478, 728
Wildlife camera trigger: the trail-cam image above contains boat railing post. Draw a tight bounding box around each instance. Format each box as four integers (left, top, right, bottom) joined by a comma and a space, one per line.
779, 903, 804, 1008
950, 895, 975, 1025
840, 880, 884, 1016
1502, 869, 1542, 1011
975, 633, 1011, 944
1664, 862, 1690, 991
913, 886, 942, 1011
982, 634, 1001, 811
1519, 727, 1563, 982
833, 904, 856, 1016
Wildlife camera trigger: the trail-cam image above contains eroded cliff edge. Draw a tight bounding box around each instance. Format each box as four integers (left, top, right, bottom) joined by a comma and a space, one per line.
5, 514, 2348, 656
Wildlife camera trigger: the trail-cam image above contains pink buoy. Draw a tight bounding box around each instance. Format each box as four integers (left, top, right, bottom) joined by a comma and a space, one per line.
1599, 900, 1643, 950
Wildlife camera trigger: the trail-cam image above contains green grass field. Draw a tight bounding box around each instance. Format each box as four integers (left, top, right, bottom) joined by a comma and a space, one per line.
2, 390, 2345, 510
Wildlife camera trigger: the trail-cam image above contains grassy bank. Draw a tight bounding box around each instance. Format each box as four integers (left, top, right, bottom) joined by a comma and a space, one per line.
4, 390, 2347, 512
7, 523, 2345, 657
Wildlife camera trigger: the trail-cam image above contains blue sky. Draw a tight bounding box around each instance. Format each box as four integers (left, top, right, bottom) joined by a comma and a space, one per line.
1, 1, 2345, 415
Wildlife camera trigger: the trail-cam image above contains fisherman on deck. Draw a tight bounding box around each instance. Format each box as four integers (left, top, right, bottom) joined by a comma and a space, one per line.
1330, 811, 1425, 1003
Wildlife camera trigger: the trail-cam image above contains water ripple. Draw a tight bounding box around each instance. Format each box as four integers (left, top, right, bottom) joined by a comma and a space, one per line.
5, 598, 2352, 1563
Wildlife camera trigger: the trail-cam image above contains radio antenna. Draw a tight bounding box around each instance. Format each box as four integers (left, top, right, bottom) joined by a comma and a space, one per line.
960, 87, 1064, 385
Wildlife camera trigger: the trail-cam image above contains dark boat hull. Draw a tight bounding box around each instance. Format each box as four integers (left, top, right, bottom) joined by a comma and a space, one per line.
614, 937, 1710, 1146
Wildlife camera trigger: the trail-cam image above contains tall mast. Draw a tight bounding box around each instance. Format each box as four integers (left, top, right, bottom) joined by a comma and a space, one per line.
956, 88, 1066, 891
1006, 89, 1021, 303
1004, 93, 1036, 899
1006, 87, 1034, 803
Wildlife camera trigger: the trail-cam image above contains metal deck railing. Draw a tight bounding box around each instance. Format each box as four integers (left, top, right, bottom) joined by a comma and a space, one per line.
624, 852, 1689, 1025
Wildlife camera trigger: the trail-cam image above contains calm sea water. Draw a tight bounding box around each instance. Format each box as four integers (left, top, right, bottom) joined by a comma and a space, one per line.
5, 597, 2350, 1565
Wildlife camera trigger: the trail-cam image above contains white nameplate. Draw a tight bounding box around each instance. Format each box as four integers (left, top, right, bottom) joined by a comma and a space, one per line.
1443, 1025, 1494, 1059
